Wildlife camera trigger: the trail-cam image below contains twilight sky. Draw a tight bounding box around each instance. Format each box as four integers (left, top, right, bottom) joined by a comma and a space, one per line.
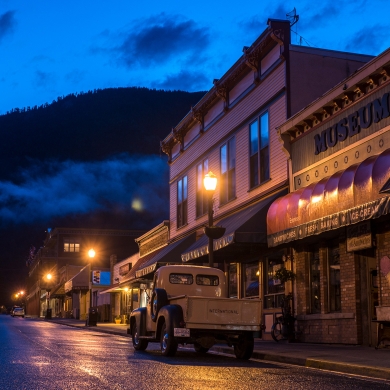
1, 0, 390, 116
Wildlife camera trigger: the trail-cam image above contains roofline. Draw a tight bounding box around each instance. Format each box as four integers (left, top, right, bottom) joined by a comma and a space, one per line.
278, 46, 390, 135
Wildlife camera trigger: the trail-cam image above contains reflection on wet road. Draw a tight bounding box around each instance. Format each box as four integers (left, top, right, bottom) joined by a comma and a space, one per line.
0, 316, 388, 389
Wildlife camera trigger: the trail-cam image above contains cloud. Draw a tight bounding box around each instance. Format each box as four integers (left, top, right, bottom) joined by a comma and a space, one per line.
0, 154, 169, 227
151, 69, 210, 91
0, 11, 16, 42
345, 24, 387, 55
115, 13, 210, 67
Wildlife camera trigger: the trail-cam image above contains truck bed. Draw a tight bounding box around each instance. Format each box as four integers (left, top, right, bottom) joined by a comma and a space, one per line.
168, 295, 262, 331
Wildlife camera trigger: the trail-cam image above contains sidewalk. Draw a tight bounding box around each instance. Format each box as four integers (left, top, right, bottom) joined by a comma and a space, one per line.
44, 318, 390, 381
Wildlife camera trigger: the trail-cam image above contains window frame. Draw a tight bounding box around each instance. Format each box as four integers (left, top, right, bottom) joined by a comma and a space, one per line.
177, 175, 188, 228
327, 245, 341, 313
196, 159, 209, 218
220, 136, 236, 205
169, 273, 193, 285
249, 110, 269, 189
309, 248, 321, 314
63, 238, 80, 253
196, 274, 219, 286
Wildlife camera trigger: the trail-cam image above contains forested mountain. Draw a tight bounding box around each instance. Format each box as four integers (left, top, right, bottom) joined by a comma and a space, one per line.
0, 87, 206, 305
0, 87, 206, 179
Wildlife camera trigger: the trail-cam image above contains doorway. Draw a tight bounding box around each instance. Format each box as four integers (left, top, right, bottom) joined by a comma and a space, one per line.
359, 251, 378, 346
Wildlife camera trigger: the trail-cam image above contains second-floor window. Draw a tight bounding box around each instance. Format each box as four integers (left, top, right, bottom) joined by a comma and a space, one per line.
196, 159, 209, 217
249, 111, 269, 188
177, 175, 188, 228
64, 239, 80, 252
220, 137, 236, 204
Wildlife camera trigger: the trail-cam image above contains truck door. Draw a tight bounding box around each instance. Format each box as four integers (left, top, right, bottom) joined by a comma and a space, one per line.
146, 273, 158, 332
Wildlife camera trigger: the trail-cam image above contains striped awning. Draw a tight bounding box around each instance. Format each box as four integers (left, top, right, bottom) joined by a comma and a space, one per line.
267, 148, 390, 247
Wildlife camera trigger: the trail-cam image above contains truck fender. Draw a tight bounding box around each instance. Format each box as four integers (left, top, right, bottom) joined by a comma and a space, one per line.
156, 304, 184, 337
151, 288, 168, 322
130, 307, 147, 336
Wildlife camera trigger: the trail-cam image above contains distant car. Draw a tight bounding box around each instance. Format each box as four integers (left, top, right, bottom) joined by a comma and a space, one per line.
11, 307, 25, 318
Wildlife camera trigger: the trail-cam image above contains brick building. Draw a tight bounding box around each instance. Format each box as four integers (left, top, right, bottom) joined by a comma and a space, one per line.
267, 47, 390, 346
26, 227, 143, 318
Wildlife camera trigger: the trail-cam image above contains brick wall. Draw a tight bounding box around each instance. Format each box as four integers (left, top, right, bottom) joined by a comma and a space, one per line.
294, 236, 361, 344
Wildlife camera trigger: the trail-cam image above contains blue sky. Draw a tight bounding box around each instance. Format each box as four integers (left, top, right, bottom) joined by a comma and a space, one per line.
1, 0, 389, 115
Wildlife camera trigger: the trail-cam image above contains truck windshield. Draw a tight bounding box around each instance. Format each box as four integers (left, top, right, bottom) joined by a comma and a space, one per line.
196, 275, 219, 286
169, 273, 193, 284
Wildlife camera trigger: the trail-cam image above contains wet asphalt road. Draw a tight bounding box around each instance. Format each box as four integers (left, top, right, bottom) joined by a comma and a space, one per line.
1, 315, 389, 390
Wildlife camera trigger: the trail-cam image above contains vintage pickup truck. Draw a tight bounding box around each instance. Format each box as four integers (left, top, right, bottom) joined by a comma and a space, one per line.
129, 265, 263, 359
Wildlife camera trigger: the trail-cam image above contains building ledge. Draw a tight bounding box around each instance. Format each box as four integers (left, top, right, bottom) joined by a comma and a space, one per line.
297, 313, 355, 321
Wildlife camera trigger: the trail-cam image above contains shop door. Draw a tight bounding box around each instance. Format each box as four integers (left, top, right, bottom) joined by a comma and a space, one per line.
368, 258, 379, 347
360, 253, 378, 346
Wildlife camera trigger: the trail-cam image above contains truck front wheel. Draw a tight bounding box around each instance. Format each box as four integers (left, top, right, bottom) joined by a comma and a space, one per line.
160, 321, 178, 357
132, 322, 148, 351
234, 334, 254, 360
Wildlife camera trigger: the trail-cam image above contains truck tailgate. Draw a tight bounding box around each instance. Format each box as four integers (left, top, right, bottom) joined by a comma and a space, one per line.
170, 296, 261, 329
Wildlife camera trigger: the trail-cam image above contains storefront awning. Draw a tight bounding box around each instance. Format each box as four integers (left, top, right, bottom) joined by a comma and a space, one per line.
182, 189, 287, 262
51, 283, 65, 297
135, 233, 197, 278
267, 148, 390, 247
64, 265, 90, 293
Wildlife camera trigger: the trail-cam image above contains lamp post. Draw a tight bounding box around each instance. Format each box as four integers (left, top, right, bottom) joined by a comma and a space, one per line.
203, 171, 225, 267
45, 273, 52, 319
88, 249, 95, 312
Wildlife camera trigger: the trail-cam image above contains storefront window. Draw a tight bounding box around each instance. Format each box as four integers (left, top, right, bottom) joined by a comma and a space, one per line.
328, 245, 341, 312
264, 256, 284, 308
228, 263, 238, 298
244, 262, 259, 298
310, 249, 321, 314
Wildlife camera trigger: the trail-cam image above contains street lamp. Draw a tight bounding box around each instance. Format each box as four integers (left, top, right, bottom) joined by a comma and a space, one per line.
88, 248, 95, 311
203, 171, 225, 267
45, 273, 53, 319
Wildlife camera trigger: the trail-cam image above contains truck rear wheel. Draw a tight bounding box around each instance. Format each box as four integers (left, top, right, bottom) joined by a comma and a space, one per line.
132, 322, 148, 351
234, 334, 254, 360
160, 321, 178, 357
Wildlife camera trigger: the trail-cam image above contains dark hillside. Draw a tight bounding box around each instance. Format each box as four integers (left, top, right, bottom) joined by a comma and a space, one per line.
0, 88, 205, 179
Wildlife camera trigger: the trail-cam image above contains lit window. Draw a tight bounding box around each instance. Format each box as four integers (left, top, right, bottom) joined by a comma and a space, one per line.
64, 239, 80, 253
196, 159, 209, 217
249, 111, 269, 188
220, 137, 236, 204
177, 176, 188, 228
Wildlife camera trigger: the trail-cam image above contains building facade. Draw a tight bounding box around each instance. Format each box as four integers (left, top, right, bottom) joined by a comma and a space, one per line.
267, 48, 390, 346
159, 18, 372, 339
26, 227, 143, 318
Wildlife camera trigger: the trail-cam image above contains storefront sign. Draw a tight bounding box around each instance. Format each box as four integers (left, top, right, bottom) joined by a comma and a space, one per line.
314, 92, 390, 155
346, 221, 372, 252
267, 196, 390, 247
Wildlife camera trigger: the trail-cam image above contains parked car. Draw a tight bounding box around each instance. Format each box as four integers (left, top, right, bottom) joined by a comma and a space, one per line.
11, 307, 25, 318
